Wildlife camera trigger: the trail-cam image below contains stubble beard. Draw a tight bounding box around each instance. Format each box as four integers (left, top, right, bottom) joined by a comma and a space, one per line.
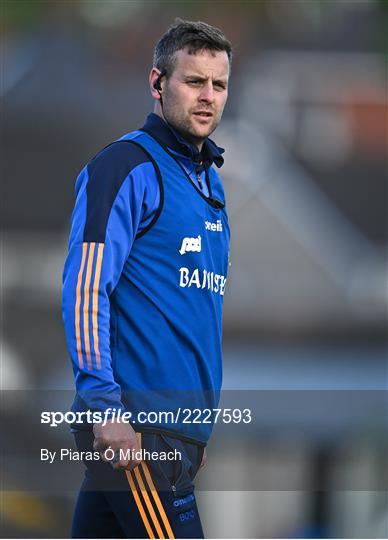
162, 93, 221, 146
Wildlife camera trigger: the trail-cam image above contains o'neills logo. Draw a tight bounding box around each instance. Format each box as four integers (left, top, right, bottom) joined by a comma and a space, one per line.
179, 235, 201, 255
205, 219, 223, 232
179, 267, 227, 296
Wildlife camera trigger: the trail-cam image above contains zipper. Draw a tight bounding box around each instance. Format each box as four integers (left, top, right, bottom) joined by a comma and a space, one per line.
139, 128, 219, 208
196, 163, 203, 190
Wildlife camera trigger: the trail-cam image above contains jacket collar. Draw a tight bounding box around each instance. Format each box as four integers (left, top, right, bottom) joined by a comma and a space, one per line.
141, 113, 224, 168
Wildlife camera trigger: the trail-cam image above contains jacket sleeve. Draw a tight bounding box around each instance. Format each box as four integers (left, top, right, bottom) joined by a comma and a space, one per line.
62, 141, 159, 413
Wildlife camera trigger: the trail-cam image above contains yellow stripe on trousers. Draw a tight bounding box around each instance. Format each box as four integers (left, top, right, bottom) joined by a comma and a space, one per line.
125, 469, 155, 539
141, 462, 175, 539
134, 467, 166, 539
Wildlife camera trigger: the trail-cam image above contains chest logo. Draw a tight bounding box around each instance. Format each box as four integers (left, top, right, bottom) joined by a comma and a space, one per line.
205, 219, 223, 232
179, 235, 201, 255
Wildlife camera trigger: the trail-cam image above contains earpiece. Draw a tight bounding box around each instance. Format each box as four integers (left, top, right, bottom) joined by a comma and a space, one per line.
153, 70, 166, 93
153, 78, 162, 91
153, 71, 165, 107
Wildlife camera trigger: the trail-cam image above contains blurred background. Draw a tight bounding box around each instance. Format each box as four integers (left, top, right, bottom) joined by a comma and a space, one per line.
1, 0, 387, 537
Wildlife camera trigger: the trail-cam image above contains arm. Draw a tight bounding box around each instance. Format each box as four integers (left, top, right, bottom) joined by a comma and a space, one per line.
62, 141, 159, 468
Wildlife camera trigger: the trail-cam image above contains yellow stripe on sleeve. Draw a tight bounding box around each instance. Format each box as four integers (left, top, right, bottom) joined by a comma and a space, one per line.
82, 242, 95, 370
92, 243, 104, 369
75, 243, 88, 369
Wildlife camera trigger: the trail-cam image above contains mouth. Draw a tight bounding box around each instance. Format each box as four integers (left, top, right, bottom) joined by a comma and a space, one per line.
192, 111, 213, 123
192, 111, 213, 118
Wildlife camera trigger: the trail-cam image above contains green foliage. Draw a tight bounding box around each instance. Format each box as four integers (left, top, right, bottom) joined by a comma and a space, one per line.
1, 0, 48, 30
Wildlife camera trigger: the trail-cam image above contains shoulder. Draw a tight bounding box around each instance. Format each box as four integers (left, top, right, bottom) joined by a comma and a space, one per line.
84, 139, 160, 203
87, 140, 153, 181
82, 141, 160, 243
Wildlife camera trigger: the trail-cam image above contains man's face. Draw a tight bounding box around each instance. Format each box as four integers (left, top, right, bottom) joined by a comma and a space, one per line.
160, 47, 230, 147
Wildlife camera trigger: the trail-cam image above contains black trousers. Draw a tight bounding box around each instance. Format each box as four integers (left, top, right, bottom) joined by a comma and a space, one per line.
71, 430, 205, 539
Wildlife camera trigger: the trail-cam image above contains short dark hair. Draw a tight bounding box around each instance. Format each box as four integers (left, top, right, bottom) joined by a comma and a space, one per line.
153, 18, 232, 78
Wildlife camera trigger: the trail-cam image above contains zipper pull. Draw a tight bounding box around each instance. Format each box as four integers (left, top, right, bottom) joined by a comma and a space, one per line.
196, 164, 203, 190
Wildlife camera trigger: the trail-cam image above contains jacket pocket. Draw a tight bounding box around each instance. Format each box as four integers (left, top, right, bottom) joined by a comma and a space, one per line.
143, 433, 200, 496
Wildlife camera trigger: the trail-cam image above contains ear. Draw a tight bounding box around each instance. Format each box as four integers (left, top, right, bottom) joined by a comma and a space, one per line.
149, 68, 163, 100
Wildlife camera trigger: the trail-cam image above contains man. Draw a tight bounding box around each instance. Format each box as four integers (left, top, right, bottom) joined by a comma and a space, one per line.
62, 18, 232, 539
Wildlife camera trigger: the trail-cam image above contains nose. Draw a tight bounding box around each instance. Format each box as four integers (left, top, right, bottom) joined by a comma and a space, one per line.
199, 81, 215, 103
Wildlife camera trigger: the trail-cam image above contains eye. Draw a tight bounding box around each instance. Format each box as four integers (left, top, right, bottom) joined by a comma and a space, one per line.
187, 79, 202, 86
214, 82, 226, 91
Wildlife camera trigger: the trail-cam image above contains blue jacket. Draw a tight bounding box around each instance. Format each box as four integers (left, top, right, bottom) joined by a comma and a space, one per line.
62, 113, 230, 444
